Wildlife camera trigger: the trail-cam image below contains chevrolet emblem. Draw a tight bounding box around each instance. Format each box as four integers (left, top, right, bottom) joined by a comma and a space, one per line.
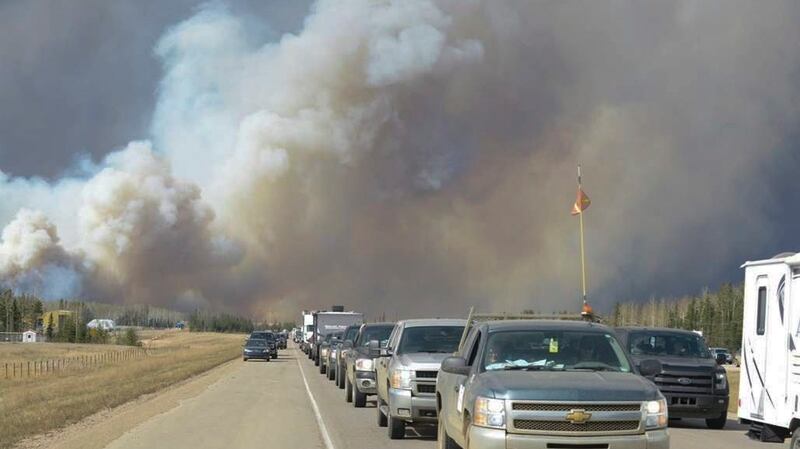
565, 409, 592, 424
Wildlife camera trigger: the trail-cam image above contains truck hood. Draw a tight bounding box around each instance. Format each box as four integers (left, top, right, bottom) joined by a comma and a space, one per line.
476, 371, 661, 402
397, 353, 450, 370
630, 355, 717, 372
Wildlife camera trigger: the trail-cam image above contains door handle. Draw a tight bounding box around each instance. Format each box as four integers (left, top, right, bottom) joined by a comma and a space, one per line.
454, 385, 460, 392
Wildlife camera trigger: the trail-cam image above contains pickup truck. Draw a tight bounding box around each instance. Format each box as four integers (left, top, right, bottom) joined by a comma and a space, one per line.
333, 324, 362, 388
343, 322, 395, 407
615, 327, 729, 429
375, 319, 466, 439
436, 320, 669, 449
318, 332, 343, 375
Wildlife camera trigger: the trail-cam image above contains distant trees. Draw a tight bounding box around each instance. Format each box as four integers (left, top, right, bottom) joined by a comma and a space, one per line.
0, 290, 44, 332
607, 283, 744, 351
188, 309, 254, 333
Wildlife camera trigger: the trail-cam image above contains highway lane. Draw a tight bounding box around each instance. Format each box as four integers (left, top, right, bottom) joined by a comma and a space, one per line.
99, 345, 788, 449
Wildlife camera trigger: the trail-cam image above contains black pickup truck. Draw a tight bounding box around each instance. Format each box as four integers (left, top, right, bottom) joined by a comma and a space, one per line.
615, 327, 729, 429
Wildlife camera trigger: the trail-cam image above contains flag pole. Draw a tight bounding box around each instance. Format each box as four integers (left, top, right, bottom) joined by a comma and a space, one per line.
578, 165, 587, 306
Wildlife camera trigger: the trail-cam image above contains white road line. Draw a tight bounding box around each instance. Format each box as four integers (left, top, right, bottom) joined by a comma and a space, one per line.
296, 350, 336, 449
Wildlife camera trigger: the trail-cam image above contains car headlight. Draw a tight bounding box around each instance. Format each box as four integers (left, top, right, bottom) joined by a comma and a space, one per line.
474, 397, 506, 429
714, 370, 728, 391
321, 348, 329, 357
355, 358, 374, 371
331, 349, 338, 358
390, 369, 414, 389
645, 398, 668, 429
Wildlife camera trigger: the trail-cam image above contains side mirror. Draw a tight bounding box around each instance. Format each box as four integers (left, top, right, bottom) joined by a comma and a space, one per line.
441, 356, 471, 376
368, 340, 380, 357
380, 347, 393, 357
638, 359, 662, 377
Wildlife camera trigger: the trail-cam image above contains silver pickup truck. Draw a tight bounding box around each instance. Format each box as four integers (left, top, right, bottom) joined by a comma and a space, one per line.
343, 323, 395, 407
375, 319, 466, 439
436, 320, 669, 449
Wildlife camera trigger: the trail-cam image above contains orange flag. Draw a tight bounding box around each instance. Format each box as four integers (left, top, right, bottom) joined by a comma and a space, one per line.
571, 187, 591, 215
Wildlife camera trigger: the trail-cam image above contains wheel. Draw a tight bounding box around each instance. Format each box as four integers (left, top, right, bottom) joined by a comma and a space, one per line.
377, 398, 388, 427
338, 367, 345, 389
354, 385, 367, 408
320, 362, 326, 374
705, 409, 727, 429
328, 365, 335, 380
388, 412, 405, 439
791, 431, 800, 449
243, 357, 248, 362
345, 378, 353, 403
437, 419, 461, 449
265, 356, 270, 362
315, 355, 320, 366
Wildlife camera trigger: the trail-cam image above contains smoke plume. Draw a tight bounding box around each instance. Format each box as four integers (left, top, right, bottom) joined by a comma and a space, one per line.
1, 0, 800, 320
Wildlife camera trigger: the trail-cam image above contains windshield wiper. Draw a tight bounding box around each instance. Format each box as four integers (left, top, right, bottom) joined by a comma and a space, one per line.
501, 365, 548, 371
419, 350, 451, 353
568, 362, 620, 372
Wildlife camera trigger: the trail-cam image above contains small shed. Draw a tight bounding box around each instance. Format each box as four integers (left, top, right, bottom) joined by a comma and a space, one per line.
22, 330, 38, 343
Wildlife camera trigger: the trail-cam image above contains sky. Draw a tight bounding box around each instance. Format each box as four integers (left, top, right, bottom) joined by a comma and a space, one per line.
0, 0, 799, 321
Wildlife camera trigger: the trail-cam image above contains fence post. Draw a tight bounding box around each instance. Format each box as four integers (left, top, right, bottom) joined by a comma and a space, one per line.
27, 361, 30, 377
4, 363, 7, 379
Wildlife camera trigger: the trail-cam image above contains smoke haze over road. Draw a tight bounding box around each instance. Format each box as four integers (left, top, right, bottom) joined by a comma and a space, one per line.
1, 0, 799, 320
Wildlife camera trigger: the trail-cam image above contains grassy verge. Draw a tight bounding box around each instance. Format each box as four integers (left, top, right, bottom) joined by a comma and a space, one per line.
0, 332, 243, 449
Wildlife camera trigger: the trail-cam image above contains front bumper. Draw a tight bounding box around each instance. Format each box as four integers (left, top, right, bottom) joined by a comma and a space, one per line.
388, 388, 438, 423
664, 393, 728, 419
243, 351, 270, 359
469, 426, 669, 449
354, 370, 377, 394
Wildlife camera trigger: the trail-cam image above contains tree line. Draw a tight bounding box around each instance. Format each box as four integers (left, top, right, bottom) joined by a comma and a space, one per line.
607, 283, 744, 351
188, 309, 255, 333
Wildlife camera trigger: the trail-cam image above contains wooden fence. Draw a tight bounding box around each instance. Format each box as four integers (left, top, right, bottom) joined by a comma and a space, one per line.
2, 347, 154, 380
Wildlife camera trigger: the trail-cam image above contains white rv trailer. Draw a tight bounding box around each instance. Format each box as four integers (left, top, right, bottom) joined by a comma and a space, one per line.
302, 311, 315, 347
739, 252, 800, 443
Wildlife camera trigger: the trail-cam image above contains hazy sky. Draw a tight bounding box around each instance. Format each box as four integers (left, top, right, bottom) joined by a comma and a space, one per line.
0, 0, 311, 178
0, 1, 799, 320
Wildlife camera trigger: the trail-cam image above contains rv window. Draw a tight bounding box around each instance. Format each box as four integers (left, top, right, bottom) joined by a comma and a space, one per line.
757, 286, 767, 335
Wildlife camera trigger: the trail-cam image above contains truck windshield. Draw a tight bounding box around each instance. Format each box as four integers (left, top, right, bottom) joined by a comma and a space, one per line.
628, 332, 711, 358
396, 326, 464, 354
357, 326, 393, 347
483, 330, 631, 372
246, 339, 267, 347
344, 327, 359, 342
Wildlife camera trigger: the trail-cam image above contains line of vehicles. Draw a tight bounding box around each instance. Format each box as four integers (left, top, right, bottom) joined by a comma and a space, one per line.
242, 330, 288, 361
294, 307, 741, 449
288, 251, 800, 447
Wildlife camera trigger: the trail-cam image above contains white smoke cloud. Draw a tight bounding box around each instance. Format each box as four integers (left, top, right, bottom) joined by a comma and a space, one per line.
0, 0, 799, 319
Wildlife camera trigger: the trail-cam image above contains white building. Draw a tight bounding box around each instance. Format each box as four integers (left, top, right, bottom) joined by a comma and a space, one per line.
22, 330, 38, 343
87, 319, 116, 331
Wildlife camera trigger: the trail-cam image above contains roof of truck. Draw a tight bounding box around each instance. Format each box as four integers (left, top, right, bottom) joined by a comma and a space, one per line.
483, 319, 610, 332
615, 326, 704, 337
400, 318, 467, 328
741, 251, 800, 268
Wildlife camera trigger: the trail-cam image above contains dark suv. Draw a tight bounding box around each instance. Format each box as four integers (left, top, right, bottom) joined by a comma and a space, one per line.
615, 327, 729, 429
250, 331, 279, 359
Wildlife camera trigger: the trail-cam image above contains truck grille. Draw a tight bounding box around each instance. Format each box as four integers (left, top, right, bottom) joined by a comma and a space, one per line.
512, 403, 641, 412
513, 420, 641, 432
416, 384, 436, 393
415, 370, 438, 378
653, 371, 713, 395
508, 401, 643, 436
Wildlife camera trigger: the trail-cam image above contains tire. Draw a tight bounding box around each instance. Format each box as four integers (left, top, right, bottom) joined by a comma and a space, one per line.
388, 411, 405, 439
338, 365, 346, 389
328, 365, 335, 380
791, 431, 800, 449
314, 355, 320, 366
243, 357, 248, 362
706, 409, 727, 429
437, 419, 461, 449
345, 378, 353, 403
377, 398, 388, 427
320, 362, 326, 374
354, 385, 367, 408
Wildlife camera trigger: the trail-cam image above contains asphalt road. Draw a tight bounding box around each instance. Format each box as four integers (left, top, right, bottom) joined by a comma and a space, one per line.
100, 346, 788, 449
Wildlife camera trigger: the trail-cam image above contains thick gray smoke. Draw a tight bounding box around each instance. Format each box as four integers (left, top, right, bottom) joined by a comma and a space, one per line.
1, 0, 799, 320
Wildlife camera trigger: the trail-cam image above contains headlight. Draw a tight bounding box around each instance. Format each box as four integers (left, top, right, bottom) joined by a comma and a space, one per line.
645, 398, 668, 429
355, 358, 374, 371
390, 369, 414, 389
321, 348, 329, 357
331, 349, 338, 358
474, 397, 506, 429
714, 371, 728, 391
